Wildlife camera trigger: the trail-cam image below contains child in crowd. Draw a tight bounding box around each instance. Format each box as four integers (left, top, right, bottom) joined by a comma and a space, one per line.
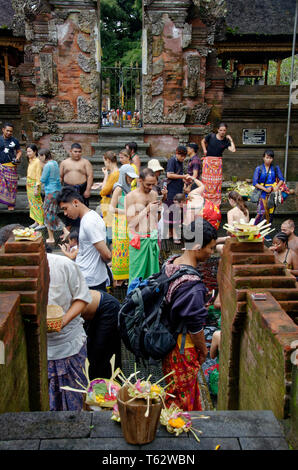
59, 230, 79, 260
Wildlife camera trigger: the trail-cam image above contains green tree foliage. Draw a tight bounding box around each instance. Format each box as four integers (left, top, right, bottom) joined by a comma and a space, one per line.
101, 0, 142, 67
268, 56, 298, 85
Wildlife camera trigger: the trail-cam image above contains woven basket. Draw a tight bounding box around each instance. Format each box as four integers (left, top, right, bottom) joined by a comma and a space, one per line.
47, 305, 64, 332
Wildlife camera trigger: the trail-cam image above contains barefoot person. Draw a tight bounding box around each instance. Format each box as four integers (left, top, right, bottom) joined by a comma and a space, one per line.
201, 123, 236, 207
0, 123, 22, 210
125, 168, 161, 285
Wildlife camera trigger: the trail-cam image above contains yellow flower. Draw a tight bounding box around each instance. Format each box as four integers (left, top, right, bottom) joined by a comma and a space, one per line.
95, 394, 105, 404
168, 417, 185, 429
151, 384, 161, 395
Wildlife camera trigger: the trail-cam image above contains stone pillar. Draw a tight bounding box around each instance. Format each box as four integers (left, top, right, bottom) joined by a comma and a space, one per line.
0, 236, 49, 411
12, 0, 99, 160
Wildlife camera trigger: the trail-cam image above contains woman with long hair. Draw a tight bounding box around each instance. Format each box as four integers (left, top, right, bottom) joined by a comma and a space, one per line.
227, 191, 250, 225
270, 232, 298, 271
39, 148, 69, 244
252, 150, 284, 238
26, 144, 44, 229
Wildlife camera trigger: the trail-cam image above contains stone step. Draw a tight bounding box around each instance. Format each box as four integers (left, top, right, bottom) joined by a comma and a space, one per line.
236, 288, 298, 302
237, 299, 298, 314
0, 266, 40, 277
230, 252, 276, 265
234, 275, 297, 289
0, 277, 39, 291
0, 253, 41, 266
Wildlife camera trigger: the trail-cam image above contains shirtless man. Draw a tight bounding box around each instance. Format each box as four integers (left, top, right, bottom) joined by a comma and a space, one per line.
125, 167, 160, 284
281, 219, 298, 277
60, 143, 93, 206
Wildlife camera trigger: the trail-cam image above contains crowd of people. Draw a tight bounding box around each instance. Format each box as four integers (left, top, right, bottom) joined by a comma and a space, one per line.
0, 120, 297, 413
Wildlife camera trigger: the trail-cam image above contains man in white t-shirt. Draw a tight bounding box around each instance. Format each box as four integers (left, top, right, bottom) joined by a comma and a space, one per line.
57, 186, 112, 290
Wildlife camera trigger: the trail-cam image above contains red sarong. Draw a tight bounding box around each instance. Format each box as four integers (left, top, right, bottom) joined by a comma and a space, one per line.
0, 164, 18, 207
162, 341, 202, 412
201, 156, 222, 207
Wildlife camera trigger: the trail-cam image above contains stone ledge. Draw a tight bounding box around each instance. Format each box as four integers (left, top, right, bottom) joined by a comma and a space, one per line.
0, 410, 290, 451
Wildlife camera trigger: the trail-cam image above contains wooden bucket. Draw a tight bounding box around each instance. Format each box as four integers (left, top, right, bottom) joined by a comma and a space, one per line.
117, 385, 162, 445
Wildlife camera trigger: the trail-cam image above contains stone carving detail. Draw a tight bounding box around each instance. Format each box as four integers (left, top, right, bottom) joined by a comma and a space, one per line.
77, 34, 91, 53
78, 11, 96, 34
78, 53, 91, 73
54, 100, 75, 122
37, 53, 57, 97
182, 23, 192, 48
152, 77, 164, 96
77, 96, 98, 123
152, 58, 164, 76
185, 55, 201, 98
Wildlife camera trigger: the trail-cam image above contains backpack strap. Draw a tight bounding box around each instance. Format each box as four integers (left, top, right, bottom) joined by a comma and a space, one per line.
131, 288, 145, 358
179, 324, 188, 355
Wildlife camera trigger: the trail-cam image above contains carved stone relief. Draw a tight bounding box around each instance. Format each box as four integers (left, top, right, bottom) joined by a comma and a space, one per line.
185, 55, 201, 98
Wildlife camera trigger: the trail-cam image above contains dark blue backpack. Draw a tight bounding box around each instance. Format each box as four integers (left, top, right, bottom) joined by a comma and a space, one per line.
118, 264, 202, 362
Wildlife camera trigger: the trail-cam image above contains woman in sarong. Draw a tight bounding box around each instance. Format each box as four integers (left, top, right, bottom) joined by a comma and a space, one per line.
26, 144, 44, 228
252, 150, 284, 238
110, 164, 138, 286
162, 219, 218, 411
39, 149, 69, 244
99, 151, 119, 248
201, 123, 236, 207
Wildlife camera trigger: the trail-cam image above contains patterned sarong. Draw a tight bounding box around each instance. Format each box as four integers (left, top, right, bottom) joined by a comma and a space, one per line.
201, 156, 222, 207
48, 343, 88, 411
43, 191, 64, 231
0, 163, 18, 207
26, 177, 44, 225
112, 212, 130, 280
128, 230, 160, 284
162, 335, 202, 411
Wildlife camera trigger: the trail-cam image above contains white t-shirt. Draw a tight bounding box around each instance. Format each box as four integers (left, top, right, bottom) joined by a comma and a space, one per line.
75, 210, 108, 287
47, 254, 92, 361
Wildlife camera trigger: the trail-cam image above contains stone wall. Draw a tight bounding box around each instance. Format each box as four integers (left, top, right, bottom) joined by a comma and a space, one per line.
217, 238, 298, 437
0, 235, 49, 411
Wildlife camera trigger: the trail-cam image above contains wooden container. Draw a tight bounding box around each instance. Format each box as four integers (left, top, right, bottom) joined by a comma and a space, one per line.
117, 385, 162, 445
47, 305, 63, 332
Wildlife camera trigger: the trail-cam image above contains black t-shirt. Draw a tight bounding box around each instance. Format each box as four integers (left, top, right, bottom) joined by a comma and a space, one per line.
204, 133, 230, 157
0, 136, 20, 164
166, 156, 184, 200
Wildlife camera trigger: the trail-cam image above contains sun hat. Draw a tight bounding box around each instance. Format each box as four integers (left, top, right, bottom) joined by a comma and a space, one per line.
147, 159, 164, 172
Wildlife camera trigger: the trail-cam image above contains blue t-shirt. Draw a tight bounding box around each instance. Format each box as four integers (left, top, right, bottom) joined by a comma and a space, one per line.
40, 160, 62, 195
166, 156, 184, 200
0, 136, 21, 164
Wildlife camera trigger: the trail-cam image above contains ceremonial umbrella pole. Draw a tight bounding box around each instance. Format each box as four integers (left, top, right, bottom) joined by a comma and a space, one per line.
96, 0, 102, 128
284, 0, 298, 181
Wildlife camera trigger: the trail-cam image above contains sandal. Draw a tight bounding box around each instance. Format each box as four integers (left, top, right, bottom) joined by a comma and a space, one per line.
173, 239, 181, 245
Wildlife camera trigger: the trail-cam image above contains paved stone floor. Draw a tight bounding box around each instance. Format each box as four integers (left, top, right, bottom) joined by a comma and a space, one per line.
0, 410, 290, 451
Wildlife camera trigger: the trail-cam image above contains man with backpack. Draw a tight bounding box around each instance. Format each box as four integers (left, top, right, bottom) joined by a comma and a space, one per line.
119, 217, 217, 411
